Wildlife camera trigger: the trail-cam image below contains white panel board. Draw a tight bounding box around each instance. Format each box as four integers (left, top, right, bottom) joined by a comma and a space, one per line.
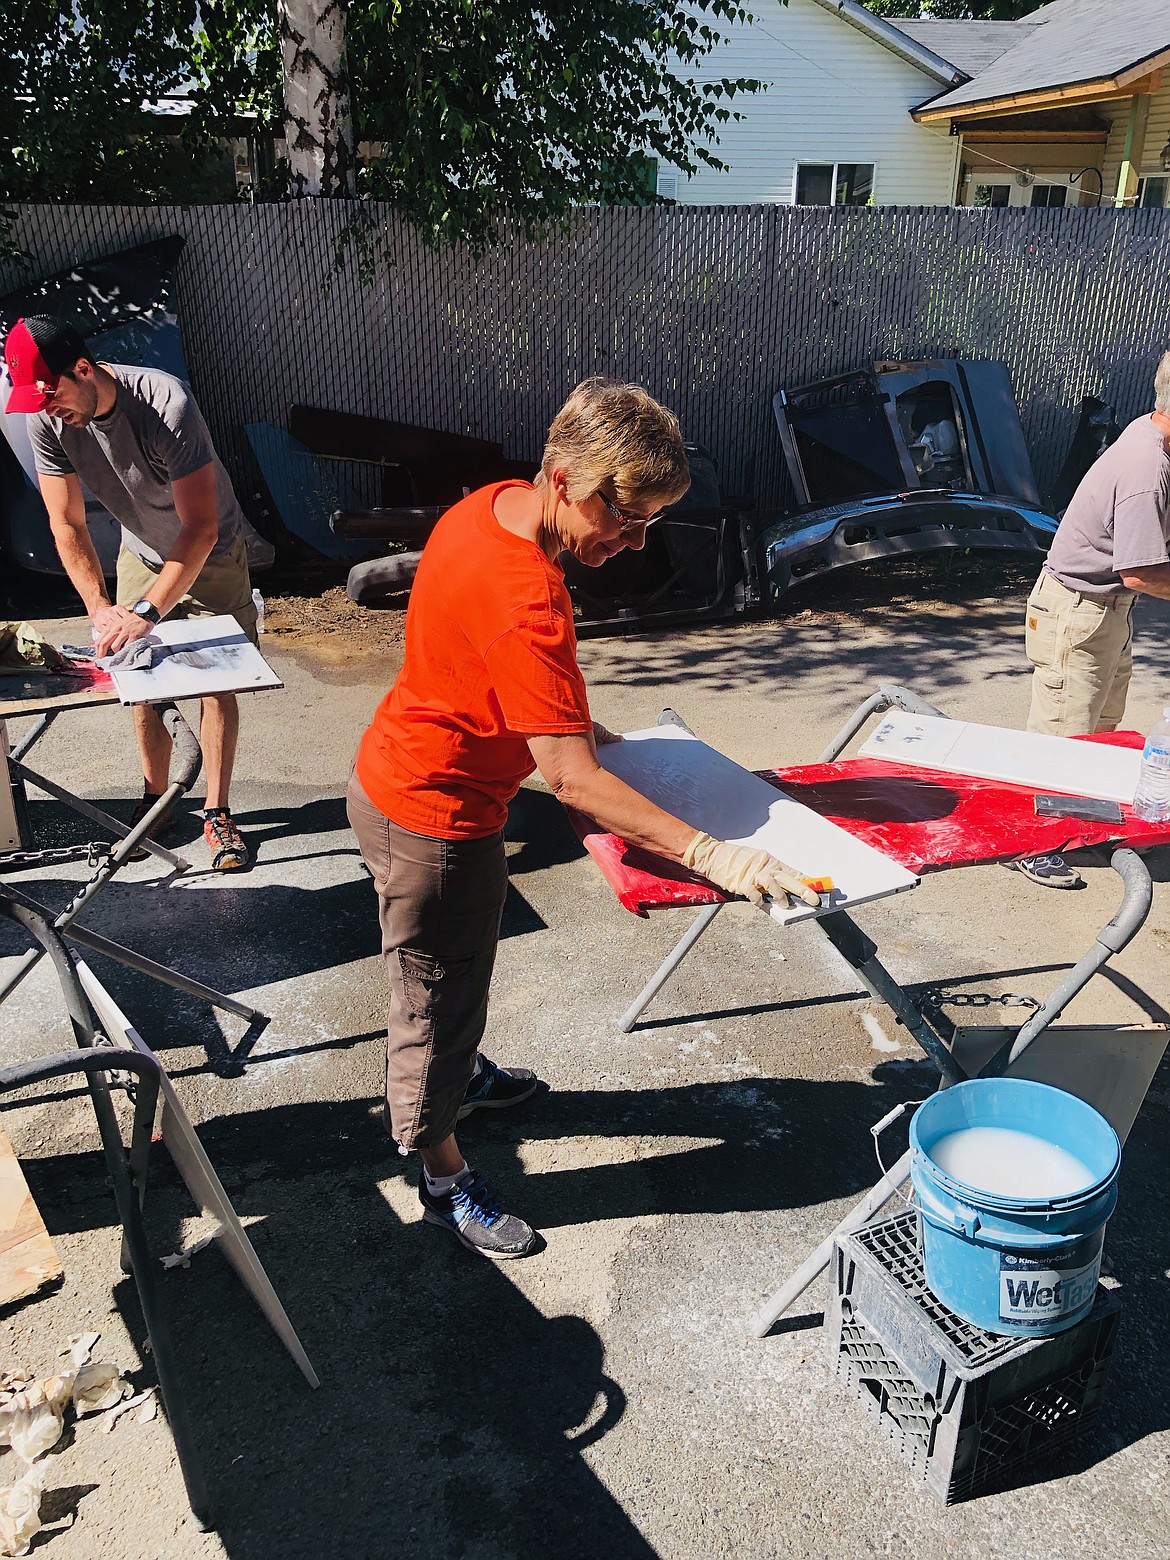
100, 615, 283, 705
858, 711, 1143, 805
599, 726, 918, 924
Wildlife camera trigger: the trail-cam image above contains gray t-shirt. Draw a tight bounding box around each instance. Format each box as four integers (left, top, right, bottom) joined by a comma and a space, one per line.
27, 364, 244, 568
1045, 414, 1170, 598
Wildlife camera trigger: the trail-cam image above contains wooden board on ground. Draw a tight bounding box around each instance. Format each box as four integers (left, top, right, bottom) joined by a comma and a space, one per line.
858, 711, 1143, 805
0, 1125, 63, 1308
99, 615, 283, 705
600, 726, 918, 924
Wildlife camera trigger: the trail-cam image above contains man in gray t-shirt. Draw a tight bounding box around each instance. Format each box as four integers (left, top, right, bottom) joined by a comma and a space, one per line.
1015, 349, 1170, 889
3, 315, 255, 869
26, 360, 246, 570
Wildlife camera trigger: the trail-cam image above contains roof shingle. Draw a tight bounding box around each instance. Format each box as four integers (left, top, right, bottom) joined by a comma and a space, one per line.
914, 0, 1170, 114
888, 20, 1033, 77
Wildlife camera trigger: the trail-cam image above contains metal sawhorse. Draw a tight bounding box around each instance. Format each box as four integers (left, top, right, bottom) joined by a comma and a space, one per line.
599, 690, 1160, 1336
2, 698, 263, 1029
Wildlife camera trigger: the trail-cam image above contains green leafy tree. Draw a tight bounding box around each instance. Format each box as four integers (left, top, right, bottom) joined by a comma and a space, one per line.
1, 0, 764, 251
0, 0, 251, 204
345, 0, 762, 248
865, 0, 1048, 18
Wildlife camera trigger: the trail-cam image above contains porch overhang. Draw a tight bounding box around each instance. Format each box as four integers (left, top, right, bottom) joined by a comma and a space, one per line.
913, 54, 1170, 125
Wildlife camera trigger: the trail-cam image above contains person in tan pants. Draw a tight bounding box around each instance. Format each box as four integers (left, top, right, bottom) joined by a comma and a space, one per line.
1017, 349, 1170, 888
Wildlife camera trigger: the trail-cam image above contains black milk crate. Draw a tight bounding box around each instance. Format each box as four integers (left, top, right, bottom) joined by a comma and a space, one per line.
824, 1211, 1121, 1504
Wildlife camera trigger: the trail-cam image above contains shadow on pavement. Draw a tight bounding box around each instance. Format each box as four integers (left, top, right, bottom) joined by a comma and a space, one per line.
28, 1092, 661, 1559
0, 790, 550, 1074
14, 1045, 1170, 1549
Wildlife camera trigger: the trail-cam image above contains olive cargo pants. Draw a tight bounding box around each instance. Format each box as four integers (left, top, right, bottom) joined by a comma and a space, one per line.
346, 769, 507, 1151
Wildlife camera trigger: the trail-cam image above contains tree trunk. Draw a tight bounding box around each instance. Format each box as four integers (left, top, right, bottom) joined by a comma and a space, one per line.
278, 0, 356, 198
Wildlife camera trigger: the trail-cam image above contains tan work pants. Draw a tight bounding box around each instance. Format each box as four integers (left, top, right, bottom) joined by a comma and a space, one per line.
1025, 569, 1135, 736
346, 768, 507, 1151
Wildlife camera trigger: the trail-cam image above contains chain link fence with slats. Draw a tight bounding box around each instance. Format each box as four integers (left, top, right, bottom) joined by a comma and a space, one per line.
3, 202, 1169, 514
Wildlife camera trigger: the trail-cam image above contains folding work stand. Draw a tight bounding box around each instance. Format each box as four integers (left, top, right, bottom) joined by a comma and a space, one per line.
0, 897, 212, 1522
576, 689, 1168, 1338
1, 692, 263, 1028
0, 896, 318, 1529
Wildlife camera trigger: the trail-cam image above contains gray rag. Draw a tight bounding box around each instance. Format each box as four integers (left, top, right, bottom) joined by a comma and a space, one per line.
101, 639, 224, 673
101, 636, 163, 671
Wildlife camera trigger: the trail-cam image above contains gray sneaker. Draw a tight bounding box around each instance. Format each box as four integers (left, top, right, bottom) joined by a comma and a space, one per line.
419, 1168, 539, 1259
1005, 853, 1084, 889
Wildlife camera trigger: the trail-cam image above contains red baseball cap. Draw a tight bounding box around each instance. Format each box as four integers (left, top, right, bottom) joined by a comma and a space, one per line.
3, 316, 90, 413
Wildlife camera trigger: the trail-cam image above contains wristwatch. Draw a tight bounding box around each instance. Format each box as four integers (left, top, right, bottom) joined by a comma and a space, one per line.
132, 599, 162, 625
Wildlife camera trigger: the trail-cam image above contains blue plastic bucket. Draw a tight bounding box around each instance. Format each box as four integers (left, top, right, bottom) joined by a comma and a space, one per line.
909, 1079, 1120, 1337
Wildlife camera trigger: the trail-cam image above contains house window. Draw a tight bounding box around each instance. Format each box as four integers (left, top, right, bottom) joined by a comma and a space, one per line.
1138, 176, 1169, 208
972, 182, 1010, 208
794, 162, 874, 207
1030, 184, 1067, 208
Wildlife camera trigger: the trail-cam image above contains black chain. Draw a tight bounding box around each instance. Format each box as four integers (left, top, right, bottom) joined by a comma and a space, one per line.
92, 1031, 137, 1097
921, 988, 1039, 1012
0, 842, 112, 875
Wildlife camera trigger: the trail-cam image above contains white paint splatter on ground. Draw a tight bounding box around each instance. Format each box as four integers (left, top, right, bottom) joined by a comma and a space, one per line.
861, 1011, 900, 1053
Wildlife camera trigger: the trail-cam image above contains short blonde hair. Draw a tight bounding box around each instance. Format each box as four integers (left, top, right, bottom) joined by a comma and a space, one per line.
1155, 350, 1170, 415
538, 378, 691, 511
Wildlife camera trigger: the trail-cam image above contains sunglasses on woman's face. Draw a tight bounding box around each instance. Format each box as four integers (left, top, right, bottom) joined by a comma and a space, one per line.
598, 493, 666, 530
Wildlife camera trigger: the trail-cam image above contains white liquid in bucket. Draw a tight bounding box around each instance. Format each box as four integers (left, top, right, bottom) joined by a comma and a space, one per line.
929, 1126, 1094, 1199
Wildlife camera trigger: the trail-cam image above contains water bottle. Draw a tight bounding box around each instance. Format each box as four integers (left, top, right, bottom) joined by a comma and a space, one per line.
1132, 708, 1170, 822
251, 588, 265, 634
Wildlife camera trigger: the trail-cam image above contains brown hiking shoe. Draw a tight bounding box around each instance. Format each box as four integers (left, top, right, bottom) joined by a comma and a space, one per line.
203, 808, 249, 871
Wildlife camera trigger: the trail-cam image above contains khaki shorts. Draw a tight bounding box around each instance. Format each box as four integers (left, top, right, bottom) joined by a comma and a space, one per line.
1024, 569, 1134, 736
116, 533, 258, 645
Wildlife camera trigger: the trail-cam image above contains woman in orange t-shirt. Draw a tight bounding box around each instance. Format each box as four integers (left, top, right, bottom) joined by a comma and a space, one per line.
347, 378, 819, 1259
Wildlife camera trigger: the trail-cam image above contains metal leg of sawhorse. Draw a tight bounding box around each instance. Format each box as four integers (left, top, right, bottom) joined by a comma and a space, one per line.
0, 897, 212, 1527
0, 885, 263, 1023
617, 897, 966, 1090
748, 846, 1154, 1337
617, 902, 724, 1033
5, 706, 191, 873
0, 705, 265, 1027
616, 687, 947, 1036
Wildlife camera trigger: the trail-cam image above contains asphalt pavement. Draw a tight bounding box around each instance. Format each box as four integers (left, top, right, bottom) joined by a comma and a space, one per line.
1, 582, 1168, 1560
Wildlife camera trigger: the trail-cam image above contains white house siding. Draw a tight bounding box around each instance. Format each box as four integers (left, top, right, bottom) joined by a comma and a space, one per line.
664, 0, 961, 206
1099, 80, 1170, 201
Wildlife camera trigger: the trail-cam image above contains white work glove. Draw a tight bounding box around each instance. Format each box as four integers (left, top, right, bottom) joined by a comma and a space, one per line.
682, 830, 822, 909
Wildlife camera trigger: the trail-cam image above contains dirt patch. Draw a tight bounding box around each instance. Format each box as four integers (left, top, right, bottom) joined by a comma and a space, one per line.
254, 556, 1033, 689
767, 554, 1037, 630
262, 586, 407, 677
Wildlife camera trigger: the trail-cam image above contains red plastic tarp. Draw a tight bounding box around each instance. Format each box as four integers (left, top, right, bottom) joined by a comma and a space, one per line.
571, 731, 1170, 917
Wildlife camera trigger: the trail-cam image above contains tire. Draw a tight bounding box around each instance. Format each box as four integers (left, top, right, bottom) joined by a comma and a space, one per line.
345, 552, 423, 605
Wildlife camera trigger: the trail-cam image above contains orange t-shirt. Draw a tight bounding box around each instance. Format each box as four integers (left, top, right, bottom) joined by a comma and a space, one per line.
355, 482, 593, 838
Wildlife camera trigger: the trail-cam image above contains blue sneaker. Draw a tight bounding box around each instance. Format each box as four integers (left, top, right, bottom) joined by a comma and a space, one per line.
419, 1168, 539, 1259
457, 1055, 540, 1120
